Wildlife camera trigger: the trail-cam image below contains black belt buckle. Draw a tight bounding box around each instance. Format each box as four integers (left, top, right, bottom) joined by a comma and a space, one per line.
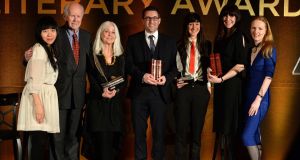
186, 80, 206, 86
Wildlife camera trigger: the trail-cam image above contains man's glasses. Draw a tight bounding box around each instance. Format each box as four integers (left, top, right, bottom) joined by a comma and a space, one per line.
143, 16, 160, 21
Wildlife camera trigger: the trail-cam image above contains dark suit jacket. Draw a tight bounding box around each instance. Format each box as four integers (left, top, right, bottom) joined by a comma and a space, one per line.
177, 40, 212, 83
55, 25, 91, 109
125, 31, 177, 104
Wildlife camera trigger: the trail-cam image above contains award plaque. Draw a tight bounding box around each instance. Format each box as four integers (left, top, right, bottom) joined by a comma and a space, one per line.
151, 59, 162, 80
210, 53, 223, 76
101, 76, 124, 91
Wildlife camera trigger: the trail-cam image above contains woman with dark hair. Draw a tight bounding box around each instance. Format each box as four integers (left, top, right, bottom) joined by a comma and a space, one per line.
17, 16, 59, 159
208, 4, 247, 160
242, 16, 276, 160
175, 13, 211, 160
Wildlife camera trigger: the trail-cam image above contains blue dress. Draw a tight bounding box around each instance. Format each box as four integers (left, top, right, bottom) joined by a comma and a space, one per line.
242, 47, 277, 146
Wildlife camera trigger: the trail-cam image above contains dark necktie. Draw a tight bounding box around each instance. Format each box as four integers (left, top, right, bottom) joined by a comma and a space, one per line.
189, 41, 195, 74
148, 35, 155, 54
72, 31, 80, 65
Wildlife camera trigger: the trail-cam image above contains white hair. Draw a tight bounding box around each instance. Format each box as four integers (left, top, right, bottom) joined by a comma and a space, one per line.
93, 21, 123, 56
63, 2, 84, 18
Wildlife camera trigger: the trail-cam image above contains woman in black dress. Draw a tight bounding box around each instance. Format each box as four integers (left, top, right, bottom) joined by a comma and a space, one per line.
86, 21, 125, 160
208, 4, 247, 160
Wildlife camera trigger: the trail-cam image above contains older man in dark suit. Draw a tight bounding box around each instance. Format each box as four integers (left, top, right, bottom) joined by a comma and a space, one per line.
51, 2, 91, 160
25, 2, 91, 160
125, 6, 177, 160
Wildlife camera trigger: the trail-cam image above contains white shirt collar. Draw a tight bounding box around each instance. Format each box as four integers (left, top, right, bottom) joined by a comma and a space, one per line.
145, 30, 158, 39
188, 38, 197, 44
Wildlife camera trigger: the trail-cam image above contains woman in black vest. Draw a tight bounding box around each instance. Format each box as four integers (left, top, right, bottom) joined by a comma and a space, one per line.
175, 13, 212, 160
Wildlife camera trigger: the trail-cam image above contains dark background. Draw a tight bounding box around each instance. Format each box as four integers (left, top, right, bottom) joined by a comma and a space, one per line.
0, 0, 299, 159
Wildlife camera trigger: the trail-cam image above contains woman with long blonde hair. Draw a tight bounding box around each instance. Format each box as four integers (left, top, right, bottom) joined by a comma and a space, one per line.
85, 21, 125, 160
242, 16, 277, 160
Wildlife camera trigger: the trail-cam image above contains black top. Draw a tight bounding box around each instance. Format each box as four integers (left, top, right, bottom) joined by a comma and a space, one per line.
86, 54, 125, 132
212, 29, 247, 134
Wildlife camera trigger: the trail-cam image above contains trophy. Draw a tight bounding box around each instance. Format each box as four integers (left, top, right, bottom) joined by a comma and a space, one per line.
151, 59, 162, 80
101, 76, 124, 91
210, 53, 222, 76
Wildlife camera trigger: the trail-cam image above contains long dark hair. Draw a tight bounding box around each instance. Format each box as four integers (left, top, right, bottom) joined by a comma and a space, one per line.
215, 4, 241, 41
179, 13, 207, 56
35, 16, 58, 71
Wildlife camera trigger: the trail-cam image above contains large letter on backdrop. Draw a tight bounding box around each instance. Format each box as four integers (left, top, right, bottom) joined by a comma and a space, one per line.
3, 0, 10, 14
235, 0, 255, 16
171, 0, 195, 14
197, 0, 228, 15
141, 0, 153, 7
85, 0, 109, 14
113, 0, 133, 15
21, 0, 26, 14
260, 0, 279, 16
38, 0, 56, 14
284, 0, 300, 17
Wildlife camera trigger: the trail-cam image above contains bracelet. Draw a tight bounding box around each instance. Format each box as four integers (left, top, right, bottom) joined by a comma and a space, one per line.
257, 94, 263, 98
220, 77, 224, 83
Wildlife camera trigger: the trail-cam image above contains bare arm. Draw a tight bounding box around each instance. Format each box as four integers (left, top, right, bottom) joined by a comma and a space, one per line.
248, 77, 272, 116
208, 64, 245, 83
32, 94, 45, 123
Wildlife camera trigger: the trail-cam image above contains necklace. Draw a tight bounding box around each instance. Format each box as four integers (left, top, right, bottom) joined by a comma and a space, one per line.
252, 43, 262, 53
251, 45, 261, 65
104, 56, 116, 66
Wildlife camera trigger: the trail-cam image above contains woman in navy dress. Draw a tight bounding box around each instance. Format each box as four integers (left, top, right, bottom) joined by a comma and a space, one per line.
242, 17, 276, 160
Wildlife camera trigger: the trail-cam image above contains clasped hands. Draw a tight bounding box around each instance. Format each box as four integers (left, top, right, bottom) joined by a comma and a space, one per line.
143, 73, 166, 86
176, 78, 188, 89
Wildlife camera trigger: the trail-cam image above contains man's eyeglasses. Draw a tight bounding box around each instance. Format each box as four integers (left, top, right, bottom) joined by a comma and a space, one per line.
143, 16, 160, 21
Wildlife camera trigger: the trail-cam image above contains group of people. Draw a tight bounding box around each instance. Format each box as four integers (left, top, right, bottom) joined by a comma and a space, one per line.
16, 2, 276, 160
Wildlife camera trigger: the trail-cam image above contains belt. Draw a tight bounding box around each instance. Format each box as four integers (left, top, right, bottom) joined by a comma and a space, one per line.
185, 80, 206, 86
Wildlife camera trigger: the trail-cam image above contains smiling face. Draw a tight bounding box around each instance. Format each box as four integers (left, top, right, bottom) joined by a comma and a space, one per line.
41, 28, 57, 46
251, 19, 267, 45
64, 3, 84, 31
223, 14, 236, 29
188, 22, 200, 39
101, 23, 116, 45
143, 10, 161, 33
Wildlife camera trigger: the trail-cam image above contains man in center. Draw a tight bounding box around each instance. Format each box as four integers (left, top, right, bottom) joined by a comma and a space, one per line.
125, 6, 177, 160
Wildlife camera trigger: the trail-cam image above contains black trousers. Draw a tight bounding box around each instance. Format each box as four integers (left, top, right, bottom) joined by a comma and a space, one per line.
91, 131, 121, 160
51, 108, 82, 160
131, 87, 167, 160
29, 131, 51, 160
175, 83, 210, 160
